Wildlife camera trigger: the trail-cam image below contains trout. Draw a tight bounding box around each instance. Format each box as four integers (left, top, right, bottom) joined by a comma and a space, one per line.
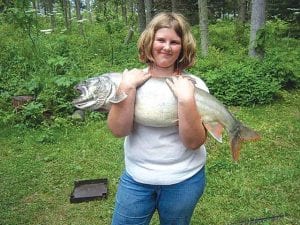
73, 72, 260, 161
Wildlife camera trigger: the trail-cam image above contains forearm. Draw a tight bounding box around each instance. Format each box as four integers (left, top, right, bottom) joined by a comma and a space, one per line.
107, 86, 136, 137
178, 98, 207, 149
107, 68, 151, 137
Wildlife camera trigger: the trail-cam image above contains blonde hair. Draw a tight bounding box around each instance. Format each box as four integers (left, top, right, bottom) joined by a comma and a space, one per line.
138, 12, 196, 72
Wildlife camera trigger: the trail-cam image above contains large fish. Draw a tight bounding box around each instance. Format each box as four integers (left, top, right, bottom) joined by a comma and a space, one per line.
73, 72, 260, 161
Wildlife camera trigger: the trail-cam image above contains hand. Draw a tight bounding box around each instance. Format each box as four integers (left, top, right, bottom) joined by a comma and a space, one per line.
120, 68, 151, 90
166, 76, 195, 102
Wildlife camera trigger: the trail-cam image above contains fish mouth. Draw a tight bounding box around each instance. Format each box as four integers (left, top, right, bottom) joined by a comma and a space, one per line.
73, 96, 96, 109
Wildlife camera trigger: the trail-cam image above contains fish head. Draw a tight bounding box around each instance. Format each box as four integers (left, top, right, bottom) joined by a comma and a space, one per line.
73, 75, 114, 111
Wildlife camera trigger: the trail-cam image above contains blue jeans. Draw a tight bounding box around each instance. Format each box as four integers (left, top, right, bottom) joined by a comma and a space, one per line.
111, 167, 206, 225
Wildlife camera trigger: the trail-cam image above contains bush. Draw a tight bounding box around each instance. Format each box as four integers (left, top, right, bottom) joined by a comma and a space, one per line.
1, 15, 299, 126
202, 57, 298, 106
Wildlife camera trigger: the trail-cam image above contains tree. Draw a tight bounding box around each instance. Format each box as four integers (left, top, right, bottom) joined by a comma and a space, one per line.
171, 0, 178, 12
74, 0, 82, 21
198, 0, 209, 57
249, 0, 266, 58
121, 0, 127, 23
46, 0, 56, 29
75, 0, 84, 35
238, 0, 247, 23
235, 0, 248, 44
137, 0, 146, 32
144, 0, 153, 25
61, 0, 71, 31
85, 0, 93, 22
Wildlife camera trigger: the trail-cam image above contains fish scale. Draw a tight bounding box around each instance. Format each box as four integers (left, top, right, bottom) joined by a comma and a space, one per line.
73, 72, 261, 161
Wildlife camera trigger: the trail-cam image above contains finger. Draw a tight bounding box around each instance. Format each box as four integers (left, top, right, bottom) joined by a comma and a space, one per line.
187, 77, 196, 85
142, 73, 151, 82
170, 76, 178, 84
136, 72, 151, 87
181, 75, 196, 85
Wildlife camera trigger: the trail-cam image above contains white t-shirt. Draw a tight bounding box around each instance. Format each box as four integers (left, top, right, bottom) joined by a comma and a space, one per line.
124, 73, 209, 185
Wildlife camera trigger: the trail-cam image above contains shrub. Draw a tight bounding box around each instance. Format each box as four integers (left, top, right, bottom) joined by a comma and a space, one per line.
1, 15, 298, 126
36, 75, 79, 116
202, 57, 298, 106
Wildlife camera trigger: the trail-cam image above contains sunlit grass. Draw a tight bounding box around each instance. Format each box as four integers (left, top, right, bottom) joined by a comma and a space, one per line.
0, 90, 299, 225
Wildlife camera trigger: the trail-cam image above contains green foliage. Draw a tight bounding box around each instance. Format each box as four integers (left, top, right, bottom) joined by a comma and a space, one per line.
0, 16, 299, 126
20, 101, 45, 125
265, 19, 290, 38
1, 90, 299, 224
33, 75, 78, 120
2, 7, 38, 31
190, 20, 299, 106
201, 50, 299, 106
203, 59, 281, 106
209, 21, 236, 51
254, 26, 267, 57
0, 14, 140, 127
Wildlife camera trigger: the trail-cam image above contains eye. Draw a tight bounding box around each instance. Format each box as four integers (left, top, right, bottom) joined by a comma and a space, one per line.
171, 40, 181, 45
156, 38, 165, 43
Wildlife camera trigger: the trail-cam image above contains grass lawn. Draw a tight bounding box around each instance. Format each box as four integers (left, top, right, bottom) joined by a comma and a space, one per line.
0, 90, 299, 225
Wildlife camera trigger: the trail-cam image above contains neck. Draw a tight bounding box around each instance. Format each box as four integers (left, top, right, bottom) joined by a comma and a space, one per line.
148, 65, 179, 77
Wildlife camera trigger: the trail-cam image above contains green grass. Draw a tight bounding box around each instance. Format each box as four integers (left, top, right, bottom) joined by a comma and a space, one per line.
0, 90, 299, 225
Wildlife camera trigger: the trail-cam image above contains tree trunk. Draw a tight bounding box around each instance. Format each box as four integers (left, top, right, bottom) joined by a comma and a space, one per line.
121, 0, 127, 24
47, 0, 55, 29
75, 0, 84, 35
198, 0, 209, 57
171, 0, 178, 13
238, 0, 247, 23
235, 0, 247, 43
32, 0, 37, 13
75, 0, 82, 20
62, 0, 71, 31
67, 0, 72, 25
124, 27, 134, 44
85, 0, 92, 22
128, 0, 135, 26
248, 0, 266, 58
144, 0, 153, 25
114, 0, 119, 18
137, 0, 146, 33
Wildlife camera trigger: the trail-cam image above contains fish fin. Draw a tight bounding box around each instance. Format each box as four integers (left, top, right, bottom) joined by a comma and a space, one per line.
239, 124, 261, 142
109, 91, 128, 104
203, 122, 224, 143
230, 135, 242, 162
230, 123, 261, 161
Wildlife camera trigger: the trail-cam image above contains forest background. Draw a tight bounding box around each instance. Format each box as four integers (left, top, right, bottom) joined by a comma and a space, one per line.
0, 0, 299, 224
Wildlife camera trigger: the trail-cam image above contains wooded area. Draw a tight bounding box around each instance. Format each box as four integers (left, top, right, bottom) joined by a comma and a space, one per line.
0, 0, 299, 125
1, 0, 299, 56
0, 1, 300, 225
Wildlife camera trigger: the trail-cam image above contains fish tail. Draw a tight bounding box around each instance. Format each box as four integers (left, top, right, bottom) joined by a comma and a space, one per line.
230, 123, 261, 161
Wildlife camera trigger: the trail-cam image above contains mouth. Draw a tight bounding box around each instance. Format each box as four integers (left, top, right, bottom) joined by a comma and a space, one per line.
160, 51, 172, 56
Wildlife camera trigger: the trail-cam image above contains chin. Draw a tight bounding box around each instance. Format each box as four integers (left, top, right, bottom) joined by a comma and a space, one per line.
156, 62, 175, 68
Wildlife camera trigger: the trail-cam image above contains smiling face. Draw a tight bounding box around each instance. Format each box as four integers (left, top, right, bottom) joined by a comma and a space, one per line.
151, 28, 182, 70
138, 13, 196, 72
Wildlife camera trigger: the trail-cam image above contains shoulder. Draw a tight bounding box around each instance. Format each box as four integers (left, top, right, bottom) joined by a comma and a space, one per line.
183, 71, 209, 93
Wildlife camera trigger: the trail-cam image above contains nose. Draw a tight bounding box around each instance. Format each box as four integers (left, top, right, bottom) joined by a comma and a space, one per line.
163, 43, 171, 52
